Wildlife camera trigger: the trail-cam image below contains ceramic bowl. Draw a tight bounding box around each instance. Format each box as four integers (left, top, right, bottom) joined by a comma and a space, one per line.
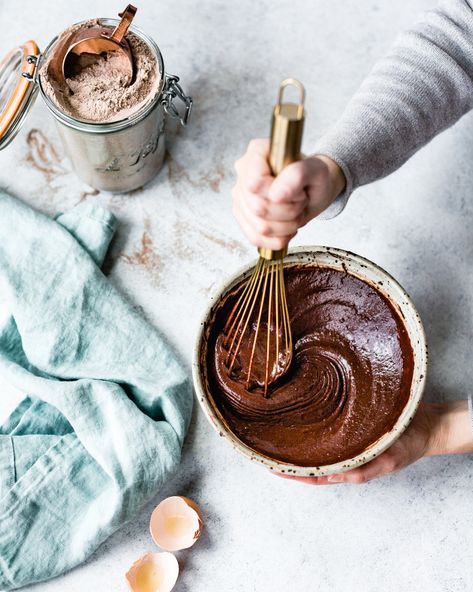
192, 246, 428, 477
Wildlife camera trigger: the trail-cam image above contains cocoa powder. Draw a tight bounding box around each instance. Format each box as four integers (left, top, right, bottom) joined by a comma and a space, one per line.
41, 20, 160, 123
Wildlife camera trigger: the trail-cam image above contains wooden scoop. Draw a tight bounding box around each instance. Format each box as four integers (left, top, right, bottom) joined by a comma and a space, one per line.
50, 5, 137, 85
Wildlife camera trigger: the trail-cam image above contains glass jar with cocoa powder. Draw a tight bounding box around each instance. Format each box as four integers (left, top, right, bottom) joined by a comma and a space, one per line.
0, 16, 192, 192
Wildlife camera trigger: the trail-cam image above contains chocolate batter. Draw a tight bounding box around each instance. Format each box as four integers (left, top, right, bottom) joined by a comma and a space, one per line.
206, 264, 414, 466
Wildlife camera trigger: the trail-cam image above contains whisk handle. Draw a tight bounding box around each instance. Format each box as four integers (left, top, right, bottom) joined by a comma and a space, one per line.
269, 78, 305, 176
260, 79, 305, 261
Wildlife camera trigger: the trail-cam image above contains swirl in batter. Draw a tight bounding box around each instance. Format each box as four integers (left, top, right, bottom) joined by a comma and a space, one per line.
206, 265, 414, 466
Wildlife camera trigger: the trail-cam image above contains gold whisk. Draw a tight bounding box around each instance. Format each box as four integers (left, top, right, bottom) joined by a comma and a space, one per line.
224, 79, 305, 397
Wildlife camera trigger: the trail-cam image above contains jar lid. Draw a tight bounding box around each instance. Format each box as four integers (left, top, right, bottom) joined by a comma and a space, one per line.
0, 40, 40, 150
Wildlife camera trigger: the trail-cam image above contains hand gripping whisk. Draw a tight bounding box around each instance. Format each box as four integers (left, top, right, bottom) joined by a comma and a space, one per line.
224, 79, 305, 397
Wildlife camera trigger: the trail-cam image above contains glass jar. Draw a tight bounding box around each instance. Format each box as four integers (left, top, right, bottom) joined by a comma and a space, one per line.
0, 18, 192, 192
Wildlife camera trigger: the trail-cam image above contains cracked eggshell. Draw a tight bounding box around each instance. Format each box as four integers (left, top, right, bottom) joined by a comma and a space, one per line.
126, 552, 179, 592
150, 496, 204, 551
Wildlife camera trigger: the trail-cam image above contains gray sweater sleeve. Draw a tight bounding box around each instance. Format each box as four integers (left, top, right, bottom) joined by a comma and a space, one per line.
316, 0, 473, 218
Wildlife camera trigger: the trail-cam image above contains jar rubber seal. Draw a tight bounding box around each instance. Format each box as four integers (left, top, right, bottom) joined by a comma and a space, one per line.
0, 40, 40, 150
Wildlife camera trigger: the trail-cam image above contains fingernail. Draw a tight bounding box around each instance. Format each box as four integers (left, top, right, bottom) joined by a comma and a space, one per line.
327, 475, 344, 483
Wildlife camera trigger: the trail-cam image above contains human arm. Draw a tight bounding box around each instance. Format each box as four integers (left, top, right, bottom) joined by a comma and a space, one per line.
233, 0, 473, 248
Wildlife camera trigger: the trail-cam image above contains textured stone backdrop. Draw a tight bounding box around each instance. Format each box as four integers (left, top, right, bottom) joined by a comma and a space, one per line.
1, 1, 472, 591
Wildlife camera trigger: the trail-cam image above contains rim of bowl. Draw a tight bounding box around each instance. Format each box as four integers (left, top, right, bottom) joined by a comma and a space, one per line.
192, 245, 428, 477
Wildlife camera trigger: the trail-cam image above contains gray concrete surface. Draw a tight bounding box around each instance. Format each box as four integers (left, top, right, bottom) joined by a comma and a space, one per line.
1, 1, 472, 590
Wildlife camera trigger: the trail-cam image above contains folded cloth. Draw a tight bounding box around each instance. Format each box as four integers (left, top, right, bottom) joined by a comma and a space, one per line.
0, 192, 193, 590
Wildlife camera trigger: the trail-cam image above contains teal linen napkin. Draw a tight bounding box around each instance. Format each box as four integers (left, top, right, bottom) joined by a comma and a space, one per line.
0, 192, 193, 590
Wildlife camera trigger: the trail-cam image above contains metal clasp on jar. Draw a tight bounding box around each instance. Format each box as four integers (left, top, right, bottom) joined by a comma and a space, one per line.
162, 74, 193, 126
22, 53, 40, 82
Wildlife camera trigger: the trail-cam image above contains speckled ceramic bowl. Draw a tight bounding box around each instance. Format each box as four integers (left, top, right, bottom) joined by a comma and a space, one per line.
192, 246, 427, 477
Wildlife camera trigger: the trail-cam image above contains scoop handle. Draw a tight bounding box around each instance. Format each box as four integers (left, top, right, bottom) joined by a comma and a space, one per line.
258, 79, 305, 261
110, 4, 137, 44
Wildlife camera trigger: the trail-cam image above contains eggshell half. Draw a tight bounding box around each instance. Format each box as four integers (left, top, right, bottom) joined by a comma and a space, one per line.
150, 496, 204, 551
126, 552, 179, 592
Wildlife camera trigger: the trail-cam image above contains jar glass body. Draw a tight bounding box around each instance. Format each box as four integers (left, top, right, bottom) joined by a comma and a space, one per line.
38, 19, 166, 193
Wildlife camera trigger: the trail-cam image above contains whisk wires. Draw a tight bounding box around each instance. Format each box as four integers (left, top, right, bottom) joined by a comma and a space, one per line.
223, 255, 292, 397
